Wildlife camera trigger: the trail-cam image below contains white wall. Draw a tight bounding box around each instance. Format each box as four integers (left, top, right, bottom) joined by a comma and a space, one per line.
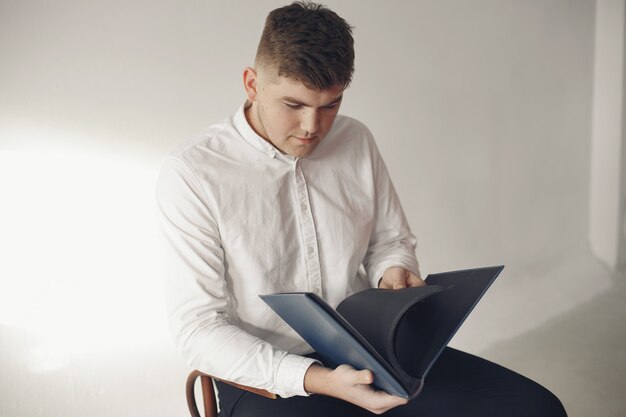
0, 1, 611, 416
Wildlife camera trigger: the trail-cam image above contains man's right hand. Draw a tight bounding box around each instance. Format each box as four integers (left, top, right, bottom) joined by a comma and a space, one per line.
303, 363, 408, 414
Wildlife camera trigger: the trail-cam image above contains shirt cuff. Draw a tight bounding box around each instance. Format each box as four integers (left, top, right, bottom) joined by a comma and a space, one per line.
274, 353, 321, 398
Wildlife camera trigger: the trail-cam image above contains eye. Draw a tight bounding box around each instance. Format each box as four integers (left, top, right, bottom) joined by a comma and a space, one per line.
284, 103, 302, 110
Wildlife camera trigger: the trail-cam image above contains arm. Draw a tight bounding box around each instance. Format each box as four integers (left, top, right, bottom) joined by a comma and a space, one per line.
362, 133, 422, 289
155, 157, 317, 398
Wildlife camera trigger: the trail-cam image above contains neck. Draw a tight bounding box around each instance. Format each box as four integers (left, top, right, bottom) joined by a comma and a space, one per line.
244, 101, 268, 140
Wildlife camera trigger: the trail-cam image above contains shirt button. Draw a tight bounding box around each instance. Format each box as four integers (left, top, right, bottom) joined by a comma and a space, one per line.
301, 203, 307, 212
307, 246, 314, 255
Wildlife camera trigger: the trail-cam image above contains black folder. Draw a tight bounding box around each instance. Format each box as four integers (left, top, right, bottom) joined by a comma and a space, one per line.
260, 266, 504, 398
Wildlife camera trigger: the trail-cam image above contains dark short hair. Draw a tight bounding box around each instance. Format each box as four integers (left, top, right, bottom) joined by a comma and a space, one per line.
255, 1, 355, 90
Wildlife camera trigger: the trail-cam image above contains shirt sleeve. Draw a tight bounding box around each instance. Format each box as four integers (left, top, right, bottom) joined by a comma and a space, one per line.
155, 156, 318, 398
361, 135, 421, 288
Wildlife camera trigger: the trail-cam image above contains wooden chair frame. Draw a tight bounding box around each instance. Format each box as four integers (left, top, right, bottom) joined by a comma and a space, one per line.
186, 370, 276, 417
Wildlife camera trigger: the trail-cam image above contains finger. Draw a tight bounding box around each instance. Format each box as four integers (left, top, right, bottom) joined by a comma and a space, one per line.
392, 274, 407, 290
406, 273, 426, 287
365, 392, 409, 414
392, 281, 406, 290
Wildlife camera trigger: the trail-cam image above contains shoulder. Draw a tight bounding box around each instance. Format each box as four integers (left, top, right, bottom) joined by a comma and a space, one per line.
315, 114, 380, 161
330, 114, 373, 138
329, 114, 379, 150
156, 115, 243, 194
168, 116, 234, 165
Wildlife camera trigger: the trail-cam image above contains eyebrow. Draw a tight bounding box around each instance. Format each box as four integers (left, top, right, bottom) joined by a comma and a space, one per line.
280, 95, 343, 108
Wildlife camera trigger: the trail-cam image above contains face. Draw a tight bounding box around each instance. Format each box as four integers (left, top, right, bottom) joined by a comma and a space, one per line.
243, 66, 344, 158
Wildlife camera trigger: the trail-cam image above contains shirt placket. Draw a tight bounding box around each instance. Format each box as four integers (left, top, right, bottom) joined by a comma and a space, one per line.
293, 158, 322, 296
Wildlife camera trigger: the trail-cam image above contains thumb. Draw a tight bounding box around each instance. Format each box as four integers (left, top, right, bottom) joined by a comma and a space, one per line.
355, 369, 374, 385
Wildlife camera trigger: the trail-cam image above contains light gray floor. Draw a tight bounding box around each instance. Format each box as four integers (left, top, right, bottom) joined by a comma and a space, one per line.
478, 276, 626, 417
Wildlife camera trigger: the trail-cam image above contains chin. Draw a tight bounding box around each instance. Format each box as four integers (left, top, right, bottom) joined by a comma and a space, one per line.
292, 148, 316, 158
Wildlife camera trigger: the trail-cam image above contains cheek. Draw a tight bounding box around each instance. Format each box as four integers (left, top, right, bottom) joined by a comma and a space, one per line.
320, 112, 339, 132
263, 107, 288, 136
274, 111, 298, 134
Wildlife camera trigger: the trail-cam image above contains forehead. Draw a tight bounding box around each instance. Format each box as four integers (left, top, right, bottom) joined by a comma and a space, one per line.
264, 74, 344, 106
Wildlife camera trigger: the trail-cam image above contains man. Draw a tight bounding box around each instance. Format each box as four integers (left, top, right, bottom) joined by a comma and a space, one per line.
156, 2, 567, 416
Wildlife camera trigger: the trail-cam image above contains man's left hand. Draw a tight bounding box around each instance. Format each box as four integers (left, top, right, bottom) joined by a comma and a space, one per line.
378, 267, 425, 289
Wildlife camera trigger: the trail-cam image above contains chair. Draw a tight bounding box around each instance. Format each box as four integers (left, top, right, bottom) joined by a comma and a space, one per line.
186, 370, 276, 417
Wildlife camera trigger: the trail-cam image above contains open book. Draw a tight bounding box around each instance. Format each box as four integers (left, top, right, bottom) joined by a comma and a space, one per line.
260, 266, 504, 399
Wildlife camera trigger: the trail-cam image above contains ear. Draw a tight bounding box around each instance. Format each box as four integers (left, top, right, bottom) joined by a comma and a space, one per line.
243, 67, 259, 102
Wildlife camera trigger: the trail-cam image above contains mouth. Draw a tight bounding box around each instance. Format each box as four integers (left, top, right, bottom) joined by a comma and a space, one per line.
293, 136, 318, 143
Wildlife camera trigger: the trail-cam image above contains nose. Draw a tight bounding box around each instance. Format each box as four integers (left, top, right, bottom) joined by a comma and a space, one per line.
300, 108, 319, 136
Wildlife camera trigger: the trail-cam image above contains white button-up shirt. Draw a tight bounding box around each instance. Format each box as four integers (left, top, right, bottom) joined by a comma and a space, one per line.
155, 102, 420, 398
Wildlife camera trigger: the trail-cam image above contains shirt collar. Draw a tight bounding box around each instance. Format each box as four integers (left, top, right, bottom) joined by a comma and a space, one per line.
233, 101, 279, 159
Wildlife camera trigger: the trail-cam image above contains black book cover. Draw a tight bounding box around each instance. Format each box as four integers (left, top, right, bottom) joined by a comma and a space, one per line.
260, 265, 504, 398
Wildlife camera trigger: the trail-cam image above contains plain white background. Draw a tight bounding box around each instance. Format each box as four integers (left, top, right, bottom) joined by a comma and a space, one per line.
0, 1, 623, 416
